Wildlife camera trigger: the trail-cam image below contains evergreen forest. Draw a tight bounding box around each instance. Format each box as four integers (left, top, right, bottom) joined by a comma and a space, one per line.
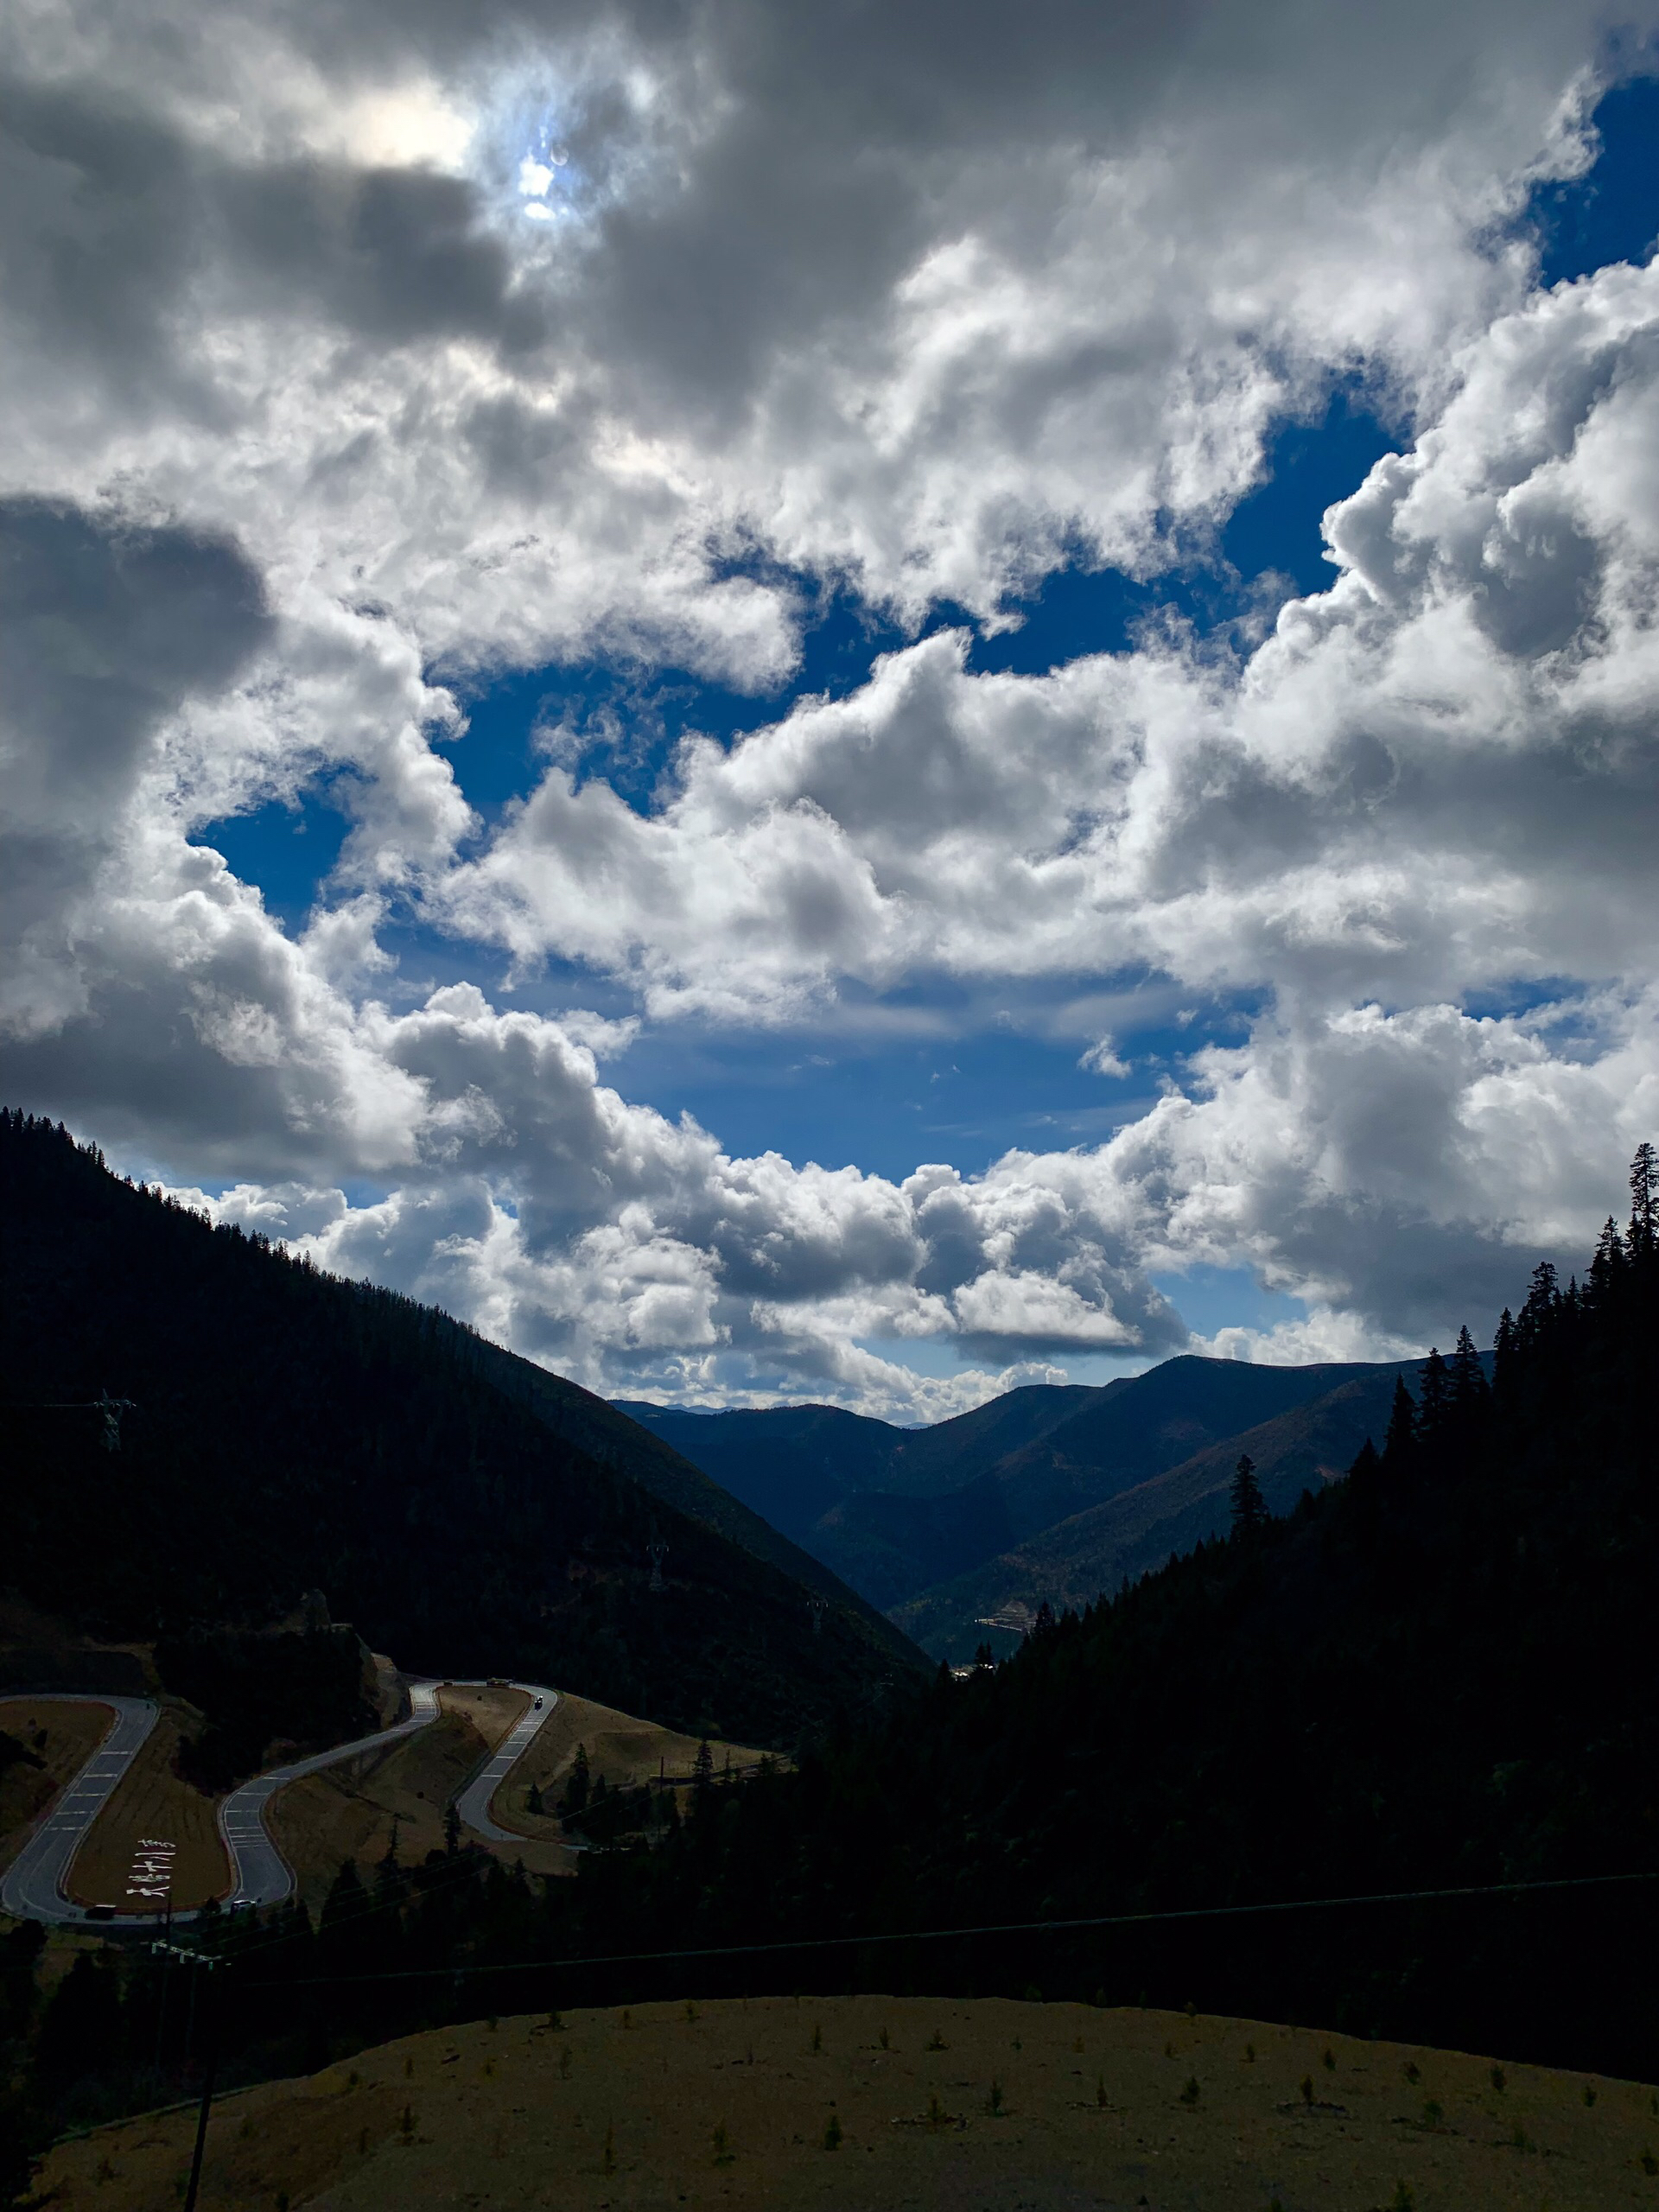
2, 1135, 1657, 2192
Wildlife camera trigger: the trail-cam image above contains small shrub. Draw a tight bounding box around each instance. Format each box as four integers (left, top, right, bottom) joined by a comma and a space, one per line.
1584, 2084, 1599, 2108
1390, 2185, 1415, 2212
1179, 2075, 1200, 2106
810, 2022, 822, 2054
1243, 2043, 1255, 2063
619, 2009, 632, 2030
878, 2025, 891, 2051
684, 2000, 699, 2024
398, 2106, 416, 2145
823, 2113, 842, 2151
926, 2029, 948, 2051
346, 2069, 360, 2089
1421, 2099, 1443, 2128
1164, 2040, 1176, 2060
1490, 2065, 1504, 2092
711, 2120, 733, 2165
95, 2155, 117, 2183
1402, 2060, 1421, 2086
546, 2009, 563, 2031
1300, 2075, 1314, 2107
926, 2093, 946, 2132
487, 2015, 498, 2033
1185, 1999, 1197, 2019
1096, 2075, 1109, 2109
1321, 2049, 1336, 2072
985, 2078, 1004, 2116
1640, 2146, 1658, 2176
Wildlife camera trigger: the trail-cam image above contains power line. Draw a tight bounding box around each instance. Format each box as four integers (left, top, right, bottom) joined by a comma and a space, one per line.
238, 1863, 1659, 1993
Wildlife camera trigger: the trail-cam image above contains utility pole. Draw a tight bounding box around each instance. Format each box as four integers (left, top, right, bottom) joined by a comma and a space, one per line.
152, 1942, 221, 2212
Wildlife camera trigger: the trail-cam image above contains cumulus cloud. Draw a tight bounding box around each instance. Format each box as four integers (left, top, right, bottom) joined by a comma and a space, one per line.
3, 3, 1659, 1414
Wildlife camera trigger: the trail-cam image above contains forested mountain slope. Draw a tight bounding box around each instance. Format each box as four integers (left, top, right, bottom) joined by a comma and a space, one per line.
893, 1364, 1413, 1655
559, 1152, 1659, 2074
0, 1113, 922, 1745
623, 1357, 1407, 1617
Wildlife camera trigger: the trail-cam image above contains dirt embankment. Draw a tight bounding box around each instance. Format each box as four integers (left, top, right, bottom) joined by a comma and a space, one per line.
487, 1688, 772, 1842
0, 1699, 114, 1872
61, 1704, 228, 1914
38, 1994, 1659, 2211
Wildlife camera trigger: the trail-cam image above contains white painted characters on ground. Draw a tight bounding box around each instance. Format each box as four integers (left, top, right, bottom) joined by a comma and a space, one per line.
126, 1837, 175, 1898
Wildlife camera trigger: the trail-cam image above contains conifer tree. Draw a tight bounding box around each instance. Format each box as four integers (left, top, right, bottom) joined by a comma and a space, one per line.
558, 1745, 591, 1818
1382, 1375, 1416, 1462
1230, 1453, 1267, 1534
1491, 1309, 1517, 1398
1415, 1347, 1451, 1435
1452, 1325, 1488, 1412
1631, 1142, 1658, 1256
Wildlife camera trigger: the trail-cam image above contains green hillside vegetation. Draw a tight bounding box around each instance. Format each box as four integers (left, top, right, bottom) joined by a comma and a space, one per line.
0, 1111, 921, 1751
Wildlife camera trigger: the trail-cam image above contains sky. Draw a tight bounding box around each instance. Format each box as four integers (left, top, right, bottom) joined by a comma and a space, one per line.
3, 3, 1659, 1421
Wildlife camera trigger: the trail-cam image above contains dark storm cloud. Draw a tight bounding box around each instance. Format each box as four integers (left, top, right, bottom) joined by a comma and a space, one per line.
0, 497, 272, 810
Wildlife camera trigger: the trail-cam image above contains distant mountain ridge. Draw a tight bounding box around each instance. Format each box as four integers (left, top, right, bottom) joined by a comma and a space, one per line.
620, 1354, 1426, 1652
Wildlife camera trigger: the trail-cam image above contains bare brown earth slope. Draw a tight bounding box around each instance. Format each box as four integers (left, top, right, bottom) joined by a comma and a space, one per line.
40, 1994, 1659, 2210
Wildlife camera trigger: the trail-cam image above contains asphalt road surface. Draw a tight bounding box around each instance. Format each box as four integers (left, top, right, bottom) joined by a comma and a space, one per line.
218, 1678, 444, 1909
452, 1682, 560, 1842
0, 1696, 161, 1928
1, 1677, 567, 1925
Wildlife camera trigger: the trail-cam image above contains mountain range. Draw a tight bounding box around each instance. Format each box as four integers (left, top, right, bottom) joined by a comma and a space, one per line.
621, 1353, 1428, 1656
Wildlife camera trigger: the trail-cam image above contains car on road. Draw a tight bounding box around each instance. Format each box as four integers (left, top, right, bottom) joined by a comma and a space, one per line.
534, 1697, 543, 1709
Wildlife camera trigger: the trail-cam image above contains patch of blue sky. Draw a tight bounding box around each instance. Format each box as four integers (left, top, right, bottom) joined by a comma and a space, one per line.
1148, 1263, 1306, 1351
1529, 70, 1659, 288
193, 782, 354, 930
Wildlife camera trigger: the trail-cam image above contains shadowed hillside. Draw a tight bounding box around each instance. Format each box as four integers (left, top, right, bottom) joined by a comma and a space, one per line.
0, 1112, 923, 1746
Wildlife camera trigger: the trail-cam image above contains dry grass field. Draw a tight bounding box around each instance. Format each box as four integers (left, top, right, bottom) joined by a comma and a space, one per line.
63, 1704, 228, 1914
486, 1688, 772, 1842
0, 1698, 113, 1872
39, 1993, 1659, 2210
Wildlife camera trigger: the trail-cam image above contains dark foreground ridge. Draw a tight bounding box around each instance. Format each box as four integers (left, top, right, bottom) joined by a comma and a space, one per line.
0, 1110, 924, 1748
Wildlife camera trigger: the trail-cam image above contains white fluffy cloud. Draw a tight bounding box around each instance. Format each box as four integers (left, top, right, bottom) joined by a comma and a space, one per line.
3, 3, 1658, 1414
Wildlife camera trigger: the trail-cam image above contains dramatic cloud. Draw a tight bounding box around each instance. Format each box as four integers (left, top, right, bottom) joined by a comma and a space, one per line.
3, 0, 1658, 1414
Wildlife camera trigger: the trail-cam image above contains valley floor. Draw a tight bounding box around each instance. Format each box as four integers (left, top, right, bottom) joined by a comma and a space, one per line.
39, 1993, 1659, 2210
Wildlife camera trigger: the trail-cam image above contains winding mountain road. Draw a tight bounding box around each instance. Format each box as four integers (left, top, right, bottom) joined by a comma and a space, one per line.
0, 1675, 562, 1926
452, 1683, 559, 1842
217, 1679, 444, 1909
0, 1696, 161, 1928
